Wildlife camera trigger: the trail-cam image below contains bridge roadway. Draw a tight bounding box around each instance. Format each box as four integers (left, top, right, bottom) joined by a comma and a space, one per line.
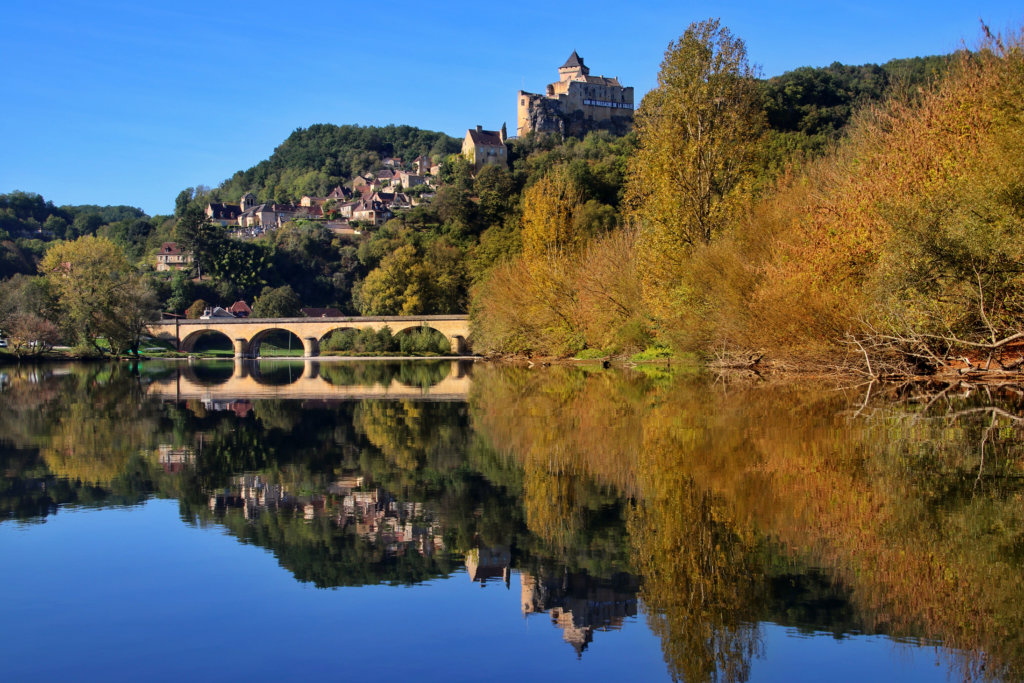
145, 314, 471, 358
147, 359, 473, 402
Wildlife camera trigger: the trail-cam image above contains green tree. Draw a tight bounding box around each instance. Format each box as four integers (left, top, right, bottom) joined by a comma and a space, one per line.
96, 274, 160, 356
474, 165, 514, 227
208, 240, 270, 297
356, 245, 430, 315
252, 285, 302, 318
71, 212, 104, 238
174, 188, 195, 217
174, 204, 225, 277
167, 271, 191, 315
43, 215, 69, 239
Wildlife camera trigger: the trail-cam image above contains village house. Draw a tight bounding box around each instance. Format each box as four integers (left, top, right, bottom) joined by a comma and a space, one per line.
326, 185, 351, 201
351, 175, 371, 193
334, 200, 360, 218
371, 190, 412, 211
206, 202, 242, 226
227, 300, 251, 317
351, 199, 392, 226
396, 171, 426, 188
155, 242, 193, 272
462, 125, 507, 172
237, 202, 300, 229
413, 155, 431, 174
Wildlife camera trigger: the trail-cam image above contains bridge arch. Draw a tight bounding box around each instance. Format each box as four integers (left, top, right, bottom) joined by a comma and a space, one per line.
248, 328, 311, 358
180, 329, 235, 355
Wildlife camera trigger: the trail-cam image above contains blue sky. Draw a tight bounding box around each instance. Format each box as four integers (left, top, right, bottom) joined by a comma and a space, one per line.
2, 0, 1021, 216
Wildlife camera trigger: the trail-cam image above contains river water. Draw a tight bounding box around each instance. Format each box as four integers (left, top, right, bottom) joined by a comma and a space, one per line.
1, 359, 1021, 681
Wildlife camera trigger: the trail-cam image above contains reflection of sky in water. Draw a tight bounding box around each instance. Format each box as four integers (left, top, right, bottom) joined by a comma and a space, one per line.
1, 500, 955, 682
755, 625, 950, 682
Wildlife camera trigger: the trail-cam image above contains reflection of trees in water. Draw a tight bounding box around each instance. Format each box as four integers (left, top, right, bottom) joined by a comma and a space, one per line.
183, 360, 234, 385
469, 364, 1024, 681
629, 464, 762, 683
248, 360, 304, 385
318, 361, 450, 389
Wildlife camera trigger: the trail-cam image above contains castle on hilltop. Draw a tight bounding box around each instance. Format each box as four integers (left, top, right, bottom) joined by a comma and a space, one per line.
517, 51, 634, 138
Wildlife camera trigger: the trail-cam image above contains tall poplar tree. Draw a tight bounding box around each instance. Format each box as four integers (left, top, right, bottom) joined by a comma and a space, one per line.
627, 19, 765, 321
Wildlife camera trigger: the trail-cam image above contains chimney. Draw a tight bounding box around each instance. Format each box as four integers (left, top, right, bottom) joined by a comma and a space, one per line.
476, 125, 483, 132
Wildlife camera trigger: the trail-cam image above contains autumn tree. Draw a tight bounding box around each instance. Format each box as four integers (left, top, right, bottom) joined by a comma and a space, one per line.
355, 242, 467, 316
40, 235, 157, 354
521, 167, 587, 260
627, 19, 765, 321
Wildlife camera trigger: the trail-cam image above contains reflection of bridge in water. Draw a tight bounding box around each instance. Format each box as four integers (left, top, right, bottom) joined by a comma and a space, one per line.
147, 359, 474, 402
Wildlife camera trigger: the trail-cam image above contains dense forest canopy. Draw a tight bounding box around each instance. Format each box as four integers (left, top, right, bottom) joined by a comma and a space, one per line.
760, 55, 952, 140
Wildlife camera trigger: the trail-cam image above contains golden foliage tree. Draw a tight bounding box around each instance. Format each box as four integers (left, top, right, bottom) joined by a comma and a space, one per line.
521, 167, 587, 260
626, 18, 765, 325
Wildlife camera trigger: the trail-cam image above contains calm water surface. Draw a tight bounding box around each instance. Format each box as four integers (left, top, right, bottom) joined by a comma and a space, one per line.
1, 360, 1022, 681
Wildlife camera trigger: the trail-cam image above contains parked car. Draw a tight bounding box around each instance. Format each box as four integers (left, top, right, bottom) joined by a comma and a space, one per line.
0, 339, 8, 348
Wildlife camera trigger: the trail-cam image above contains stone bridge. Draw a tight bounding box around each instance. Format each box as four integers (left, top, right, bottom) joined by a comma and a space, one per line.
145, 315, 471, 357
147, 359, 473, 402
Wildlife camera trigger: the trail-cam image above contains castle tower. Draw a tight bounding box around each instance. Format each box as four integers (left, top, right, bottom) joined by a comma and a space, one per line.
558, 51, 590, 81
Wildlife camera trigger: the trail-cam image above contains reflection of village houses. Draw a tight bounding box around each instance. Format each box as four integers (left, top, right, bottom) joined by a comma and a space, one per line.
207, 474, 444, 556
200, 398, 254, 417
157, 444, 195, 473
520, 570, 640, 657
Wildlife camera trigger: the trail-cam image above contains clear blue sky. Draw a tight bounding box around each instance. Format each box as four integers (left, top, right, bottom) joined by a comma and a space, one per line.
2, 0, 1021, 216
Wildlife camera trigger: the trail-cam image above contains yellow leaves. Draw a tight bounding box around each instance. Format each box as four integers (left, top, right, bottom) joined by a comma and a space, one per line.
520, 166, 586, 261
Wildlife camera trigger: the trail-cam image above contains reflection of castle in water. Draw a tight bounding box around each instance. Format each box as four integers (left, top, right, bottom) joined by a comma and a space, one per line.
208, 474, 445, 556
459, 546, 640, 657
520, 569, 640, 657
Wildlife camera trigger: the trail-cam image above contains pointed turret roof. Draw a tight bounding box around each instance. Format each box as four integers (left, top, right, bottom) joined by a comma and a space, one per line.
561, 51, 584, 69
